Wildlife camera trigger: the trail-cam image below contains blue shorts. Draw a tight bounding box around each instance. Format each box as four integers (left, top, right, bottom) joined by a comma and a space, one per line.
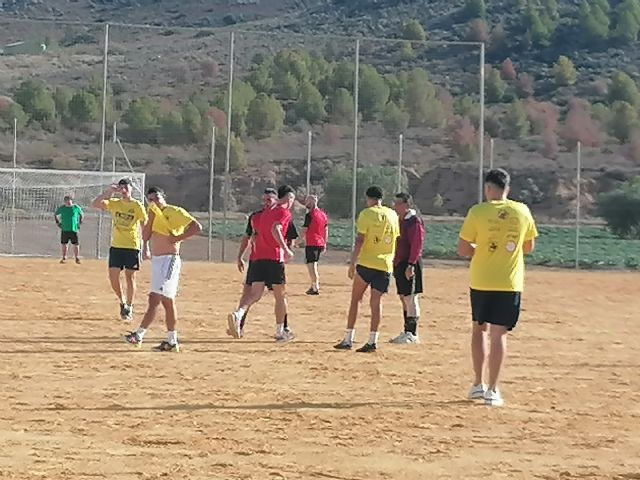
356, 265, 391, 294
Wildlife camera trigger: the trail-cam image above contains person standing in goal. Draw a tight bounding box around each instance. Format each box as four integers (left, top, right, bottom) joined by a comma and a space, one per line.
92, 178, 147, 322
301, 195, 328, 295
124, 187, 202, 352
458, 168, 538, 407
389, 192, 425, 344
334, 186, 400, 353
54, 195, 83, 264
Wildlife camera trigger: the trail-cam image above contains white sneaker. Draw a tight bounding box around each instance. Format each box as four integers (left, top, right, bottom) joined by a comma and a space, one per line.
484, 388, 505, 407
468, 383, 487, 400
227, 311, 242, 339
389, 332, 420, 344
275, 329, 295, 342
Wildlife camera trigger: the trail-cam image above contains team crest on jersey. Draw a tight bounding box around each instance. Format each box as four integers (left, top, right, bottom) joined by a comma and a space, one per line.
498, 210, 509, 220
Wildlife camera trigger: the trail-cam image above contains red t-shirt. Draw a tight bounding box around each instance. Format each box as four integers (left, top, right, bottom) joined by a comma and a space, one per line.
253, 205, 292, 262
303, 208, 328, 247
247, 210, 264, 261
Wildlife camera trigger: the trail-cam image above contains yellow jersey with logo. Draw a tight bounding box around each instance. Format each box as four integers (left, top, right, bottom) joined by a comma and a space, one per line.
148, 203, 196, 236
356, 205, 400, 273
459, 199, 538, 292
105, 198, 147, 250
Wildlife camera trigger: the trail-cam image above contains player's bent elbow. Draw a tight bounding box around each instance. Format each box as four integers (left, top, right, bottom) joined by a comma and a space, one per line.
524, 240, 536, 254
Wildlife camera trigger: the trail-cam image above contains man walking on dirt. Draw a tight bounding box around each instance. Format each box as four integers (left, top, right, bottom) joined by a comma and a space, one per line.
92, 178, 147, 322
458, 168, 538, 407
301, 195, 328, 295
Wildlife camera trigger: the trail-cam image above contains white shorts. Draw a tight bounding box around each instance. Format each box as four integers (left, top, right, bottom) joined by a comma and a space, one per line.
150, 254, 182, 299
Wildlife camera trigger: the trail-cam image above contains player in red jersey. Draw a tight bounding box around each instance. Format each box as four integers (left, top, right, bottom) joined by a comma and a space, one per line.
301, 195, 328, 295
228, 185, 296, 342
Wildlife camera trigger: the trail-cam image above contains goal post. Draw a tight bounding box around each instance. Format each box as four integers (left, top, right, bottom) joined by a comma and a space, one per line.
0, 168, 145, 258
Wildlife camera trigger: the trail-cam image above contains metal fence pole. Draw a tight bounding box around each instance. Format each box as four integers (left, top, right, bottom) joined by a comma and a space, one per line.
208, 126, 216, 262
350, 38, 360, 249
222, 31, 235, 263
575, 141, 582, 270
489, 137, 494, 170
10, 117, 17, 254
96, 23, 109, 259
478, 42, 485, 204
397, 133, 404, 193
112, 122, 117, 172
306, 130, 312, 195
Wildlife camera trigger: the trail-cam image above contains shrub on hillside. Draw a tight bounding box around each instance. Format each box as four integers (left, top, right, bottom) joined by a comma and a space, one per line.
401, 19, 427, 41
598, 177, 640, 239
552, 56, 578, 86
609, 71, 639, 105
501, 58, 517, 82
246, 93, 285, 139
447, 116, 477, 162
382, 101, 410, 136
559, 99, 603, 149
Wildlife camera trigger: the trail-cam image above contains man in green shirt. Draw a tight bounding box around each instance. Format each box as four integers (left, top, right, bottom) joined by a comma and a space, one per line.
54, 195, 83, 264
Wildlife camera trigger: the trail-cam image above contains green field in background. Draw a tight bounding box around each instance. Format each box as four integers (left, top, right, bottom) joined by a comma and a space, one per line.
209, 218, 640, 270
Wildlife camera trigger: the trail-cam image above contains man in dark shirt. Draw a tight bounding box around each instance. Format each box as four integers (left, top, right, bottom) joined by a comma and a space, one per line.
389, 192, 425, 344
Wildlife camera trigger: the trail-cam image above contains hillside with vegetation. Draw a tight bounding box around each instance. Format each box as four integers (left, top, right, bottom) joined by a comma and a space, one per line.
1, 0, 640, 232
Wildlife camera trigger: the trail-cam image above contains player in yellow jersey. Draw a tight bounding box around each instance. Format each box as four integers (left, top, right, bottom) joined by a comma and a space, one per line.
458, 169, 538, 407
334, 186, 400, 353
92, 178, 148, 321
124, 187, 202, 352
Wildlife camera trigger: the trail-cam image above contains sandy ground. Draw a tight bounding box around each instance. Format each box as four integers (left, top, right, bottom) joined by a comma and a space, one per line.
0, 259, 639, 480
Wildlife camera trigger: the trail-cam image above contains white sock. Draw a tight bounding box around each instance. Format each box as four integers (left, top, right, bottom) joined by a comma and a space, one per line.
276, 323, 285, 336
135, 327, 146, 339
236, 307, 246, 318
345, 328, 355, 344
167, 330, 178, 345
368, 331, 379, 345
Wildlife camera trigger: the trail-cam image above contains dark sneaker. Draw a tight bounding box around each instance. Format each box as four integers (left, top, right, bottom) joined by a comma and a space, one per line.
356, 342, 377, 353
152, 341, 180, 353
333, 340, 352, 350
75, 257, 81, 264
123, 331, 142, 347
60, 258, 66, 264
305, 288, 320, 296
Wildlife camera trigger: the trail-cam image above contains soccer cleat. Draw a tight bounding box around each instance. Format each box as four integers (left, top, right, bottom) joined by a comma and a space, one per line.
356, 342, 377, 353
60, 258, 66, 264
227, 311, 242, 339
484, 388, 505, 407
333, 340, 352, 350
305, 288, 320, 296
152, 341, 180, 353
123, 331, 142, 348
75, 257, 81, 264
120, 303, 133, 322
389, 332, 420, 344
468, 383, 487, 400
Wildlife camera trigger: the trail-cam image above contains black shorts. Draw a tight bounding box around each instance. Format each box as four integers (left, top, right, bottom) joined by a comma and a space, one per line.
245, 261, 274, 290
356, 265, 391, 294
247, 260, 285, 286
470, 289, 522, 331
61, 231, 79, 245
394, 260, 423, 296
108, 247, 140, 271
305, 246, 323, 264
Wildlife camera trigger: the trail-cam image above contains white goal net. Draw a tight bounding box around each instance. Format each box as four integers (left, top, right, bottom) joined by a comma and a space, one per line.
0, 168, 145, 258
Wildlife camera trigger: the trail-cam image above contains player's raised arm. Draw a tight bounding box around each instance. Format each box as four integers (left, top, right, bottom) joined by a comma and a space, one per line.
92, 185, 118, 210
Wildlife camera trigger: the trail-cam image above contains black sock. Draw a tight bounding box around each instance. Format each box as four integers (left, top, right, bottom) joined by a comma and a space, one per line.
284, 314, 288, 330
406, 317, 418, 336
240, 311, 248, 329
402, 311, 408, 332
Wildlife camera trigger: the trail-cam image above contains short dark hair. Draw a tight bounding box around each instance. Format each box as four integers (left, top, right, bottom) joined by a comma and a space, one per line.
365, 186, 384, 200
146, 186, 165, 197
485, 168, 510, 190
264, 187, 277, 195
63, 194, 72, 201
118, 177, 132, 186
277, 184, 295, 199
394, 192, 412, 204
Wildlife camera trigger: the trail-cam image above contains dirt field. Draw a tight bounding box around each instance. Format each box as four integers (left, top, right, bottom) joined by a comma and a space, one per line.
0, 259, 638, 480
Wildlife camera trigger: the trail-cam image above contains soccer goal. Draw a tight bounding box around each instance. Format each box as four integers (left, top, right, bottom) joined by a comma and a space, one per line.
0, 168, 145, 258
